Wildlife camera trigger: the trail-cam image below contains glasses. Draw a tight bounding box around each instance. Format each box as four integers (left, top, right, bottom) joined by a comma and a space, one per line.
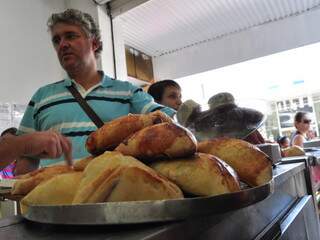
302, 119, 311, 124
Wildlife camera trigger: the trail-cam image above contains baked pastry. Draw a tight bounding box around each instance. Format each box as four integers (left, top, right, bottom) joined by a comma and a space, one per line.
151, 153, 240, 196
12, 165, 74, 195
72, 151, 182, 204
282, 145, 305, 157
80, 166, 183, 203
115, 122, 197, 162
72, 151, 150, 203
73, 156, 95, 171
20, 172, 83, 214
86, 111, 172, 155
198, 138, 272, 186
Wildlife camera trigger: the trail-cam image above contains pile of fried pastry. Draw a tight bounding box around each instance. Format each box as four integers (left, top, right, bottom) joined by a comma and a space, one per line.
11, 111, 272, 213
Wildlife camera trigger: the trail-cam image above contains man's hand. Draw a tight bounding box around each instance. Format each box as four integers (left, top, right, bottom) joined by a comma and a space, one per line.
19, 131, 72, 166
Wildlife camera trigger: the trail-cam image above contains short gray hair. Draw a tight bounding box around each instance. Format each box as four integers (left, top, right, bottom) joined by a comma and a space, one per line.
47, 9, 102, 58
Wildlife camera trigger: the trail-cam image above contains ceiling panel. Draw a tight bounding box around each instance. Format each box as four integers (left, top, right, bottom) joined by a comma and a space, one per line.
114, 0, 320, 57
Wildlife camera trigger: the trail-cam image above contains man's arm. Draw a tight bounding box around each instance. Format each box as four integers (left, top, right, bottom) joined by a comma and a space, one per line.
0, 131, 72, 171
15, 89, 43, 174
0, 136, 23, 169
14, 157, 39, 175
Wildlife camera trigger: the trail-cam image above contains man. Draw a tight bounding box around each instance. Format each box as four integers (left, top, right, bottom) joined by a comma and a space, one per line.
17, 9, 174, 171
0, 131, 72, 170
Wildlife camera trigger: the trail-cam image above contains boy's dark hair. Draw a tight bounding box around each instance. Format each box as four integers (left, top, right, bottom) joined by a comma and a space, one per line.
147, 80, 181, 103
277, 136, 289, 145
1, 127, 18, 137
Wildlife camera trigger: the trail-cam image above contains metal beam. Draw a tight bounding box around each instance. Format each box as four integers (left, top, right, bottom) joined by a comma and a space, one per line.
109, 0, 151, 18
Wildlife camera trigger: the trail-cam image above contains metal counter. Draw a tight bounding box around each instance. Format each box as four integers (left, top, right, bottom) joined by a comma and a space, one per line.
0, 162, 319, 240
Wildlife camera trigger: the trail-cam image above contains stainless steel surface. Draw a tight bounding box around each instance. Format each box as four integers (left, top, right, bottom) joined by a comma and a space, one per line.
257, 143, 281, 164
273, 161, 306, 188
280, 196, 320, 240
199, 163, 309, 240
280, 155, 309, 163
0, 162, 310, 240
304, 139, 320, 148
279, 154, 320, 239
23, 179, 273, 225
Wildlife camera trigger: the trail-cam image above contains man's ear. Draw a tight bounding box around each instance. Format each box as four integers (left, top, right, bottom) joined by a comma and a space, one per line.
91, 38, 100, 52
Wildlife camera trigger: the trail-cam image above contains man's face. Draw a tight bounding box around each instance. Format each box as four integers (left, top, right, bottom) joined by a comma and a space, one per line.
51, 23, 98, 72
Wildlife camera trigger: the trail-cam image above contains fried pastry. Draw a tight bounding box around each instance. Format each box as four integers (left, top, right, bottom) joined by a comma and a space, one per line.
151, 153, 240, 196
73, 156, 95, 171
72, 151, 182, 204
198, 138, 272, 186
12, 165, 74, 195
115, 122, 197, 162
282, 145, 305, 157
79, 166, 183, 203
72, 151, 148, 203
20, 172, 83, 214
86, 111, 172, 155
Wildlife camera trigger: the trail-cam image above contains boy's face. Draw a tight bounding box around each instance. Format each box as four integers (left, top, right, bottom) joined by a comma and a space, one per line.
282, 138, 290, 148
160, 86, 182, 110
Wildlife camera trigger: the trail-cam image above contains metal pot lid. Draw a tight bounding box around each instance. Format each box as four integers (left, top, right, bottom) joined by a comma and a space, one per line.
176, 100, 265, 141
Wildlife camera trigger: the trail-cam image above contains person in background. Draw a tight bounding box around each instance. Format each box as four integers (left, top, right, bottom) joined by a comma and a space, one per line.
0, 128, 18, 178
16, 9, 174, 173
277, 136, 290, 149
290, 111, 311, 147
0, 131, 72, 170
148, 80, 182, 110
307, 129, 317, 140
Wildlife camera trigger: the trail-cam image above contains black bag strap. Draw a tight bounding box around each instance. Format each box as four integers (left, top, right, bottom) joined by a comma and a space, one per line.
66, 84, 104, 128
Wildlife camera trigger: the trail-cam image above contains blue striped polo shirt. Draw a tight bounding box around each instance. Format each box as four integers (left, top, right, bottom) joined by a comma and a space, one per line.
18, 72, 175, 166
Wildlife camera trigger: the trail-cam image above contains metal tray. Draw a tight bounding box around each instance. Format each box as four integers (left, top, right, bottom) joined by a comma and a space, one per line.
23, 179, 274, 225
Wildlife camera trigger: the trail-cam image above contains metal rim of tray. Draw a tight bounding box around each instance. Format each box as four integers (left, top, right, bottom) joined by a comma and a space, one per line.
23, 179, 274, 225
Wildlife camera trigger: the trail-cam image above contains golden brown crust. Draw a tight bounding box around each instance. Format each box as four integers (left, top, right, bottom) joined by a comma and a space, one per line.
20, 172, 83, 214
106, 166, 183, 202
115, 123, 197, 162
72, 151, 183, 204
86, 111, 172, 155
73, 151, 150, 203
86, 167, 123, 203
149, 110, 173, 124
12, 165, 74, 195
151, 153, 240, 196
198, 138, 272, 186
73, 156, 95, 171
282, 145, 305, 157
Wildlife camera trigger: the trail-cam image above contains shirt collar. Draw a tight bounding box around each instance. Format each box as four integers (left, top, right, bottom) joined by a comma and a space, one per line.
63, 71, 114, 88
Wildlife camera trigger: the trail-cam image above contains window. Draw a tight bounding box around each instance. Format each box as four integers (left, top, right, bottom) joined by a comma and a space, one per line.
176, 42, 320, 141
125, 46, 154, 83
